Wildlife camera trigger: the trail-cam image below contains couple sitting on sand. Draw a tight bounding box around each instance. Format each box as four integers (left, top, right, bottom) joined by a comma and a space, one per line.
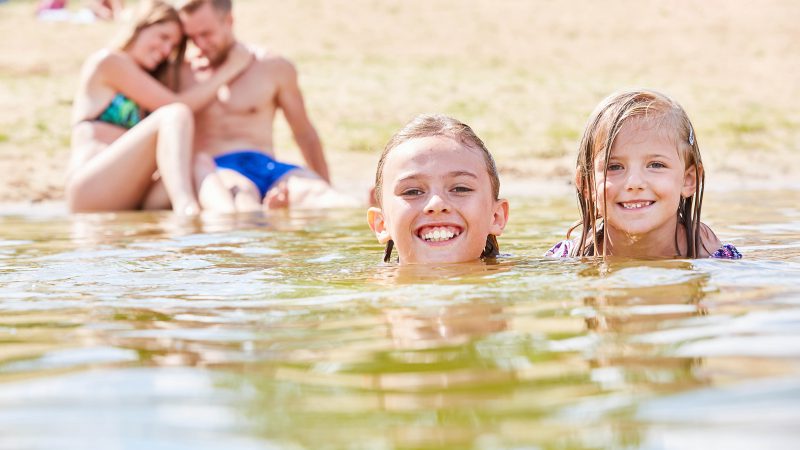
67, 0, 356, 216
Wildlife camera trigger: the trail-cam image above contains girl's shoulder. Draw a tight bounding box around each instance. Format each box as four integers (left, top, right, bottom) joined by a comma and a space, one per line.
698, 222, 743, 259
544, 239, 575, 258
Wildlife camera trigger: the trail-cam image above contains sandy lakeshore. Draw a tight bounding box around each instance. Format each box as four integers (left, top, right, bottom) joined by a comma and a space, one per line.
1, 0, 799, 206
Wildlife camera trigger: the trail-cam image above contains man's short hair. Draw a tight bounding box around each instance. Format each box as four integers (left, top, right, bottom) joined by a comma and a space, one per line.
176, 0, 231, 14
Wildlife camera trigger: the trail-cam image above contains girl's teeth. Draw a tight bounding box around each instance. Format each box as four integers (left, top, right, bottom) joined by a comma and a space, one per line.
421, 227, 458, 242
622, 201, 652, 209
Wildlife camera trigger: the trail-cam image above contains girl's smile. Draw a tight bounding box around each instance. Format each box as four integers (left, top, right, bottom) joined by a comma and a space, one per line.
417, 224, 462, 243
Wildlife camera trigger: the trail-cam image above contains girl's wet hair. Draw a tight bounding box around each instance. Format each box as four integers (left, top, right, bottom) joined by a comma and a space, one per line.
571, 88, 706, 258
374, 114, 501, 262
113, 0, 187, 91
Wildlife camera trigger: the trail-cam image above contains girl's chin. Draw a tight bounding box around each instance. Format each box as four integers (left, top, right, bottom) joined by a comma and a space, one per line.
403, 249, 482, 265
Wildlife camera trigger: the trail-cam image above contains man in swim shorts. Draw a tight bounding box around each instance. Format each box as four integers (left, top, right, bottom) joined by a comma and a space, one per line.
173, 0, 356, 211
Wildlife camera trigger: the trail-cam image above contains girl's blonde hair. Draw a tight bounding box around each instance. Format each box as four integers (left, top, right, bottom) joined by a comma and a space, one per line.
571, 89, 706, 257
112, 0, 186, 91
374, 114, 502, 262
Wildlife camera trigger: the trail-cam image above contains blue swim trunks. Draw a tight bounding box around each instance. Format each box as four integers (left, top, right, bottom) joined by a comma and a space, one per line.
213, 150, 299, 199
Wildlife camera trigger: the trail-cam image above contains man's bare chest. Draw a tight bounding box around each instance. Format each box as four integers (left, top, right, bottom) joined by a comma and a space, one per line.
195, 67, 278, 114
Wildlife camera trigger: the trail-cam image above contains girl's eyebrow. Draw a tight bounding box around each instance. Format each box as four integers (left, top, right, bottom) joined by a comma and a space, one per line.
395, 173, 426, 184
647, 153, 676, 159
396, 171, 478, 183
607, 152, 675, 160
450, 170, 479, 179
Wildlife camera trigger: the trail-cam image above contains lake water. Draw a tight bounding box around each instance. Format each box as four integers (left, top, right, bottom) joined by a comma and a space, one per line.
1, 191, 799, 449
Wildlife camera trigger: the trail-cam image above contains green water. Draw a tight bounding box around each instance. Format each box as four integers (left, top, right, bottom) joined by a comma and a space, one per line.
1, 192, 799, 449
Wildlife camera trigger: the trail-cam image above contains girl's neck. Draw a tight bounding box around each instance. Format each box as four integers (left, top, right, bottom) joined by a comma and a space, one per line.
602, 218, 686, 258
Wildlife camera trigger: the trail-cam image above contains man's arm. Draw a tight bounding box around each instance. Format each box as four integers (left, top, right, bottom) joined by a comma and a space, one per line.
274, 59, 330, 182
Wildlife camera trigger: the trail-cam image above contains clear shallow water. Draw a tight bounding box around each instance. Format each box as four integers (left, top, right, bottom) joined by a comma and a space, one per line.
1, 191, 799, 449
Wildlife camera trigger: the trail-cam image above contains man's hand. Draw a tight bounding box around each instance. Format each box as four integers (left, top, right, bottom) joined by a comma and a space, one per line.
264, 180, 290, 209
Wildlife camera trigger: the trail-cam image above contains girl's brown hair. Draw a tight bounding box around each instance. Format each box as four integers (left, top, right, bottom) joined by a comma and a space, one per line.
113, 0, 187, 91
571, 89, 706, 258
374, 114, 501, 262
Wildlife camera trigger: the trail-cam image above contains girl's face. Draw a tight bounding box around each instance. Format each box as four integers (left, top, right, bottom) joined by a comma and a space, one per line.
129, 21, 182, 70
592, 118, 696, 241
368, 136, 509, 264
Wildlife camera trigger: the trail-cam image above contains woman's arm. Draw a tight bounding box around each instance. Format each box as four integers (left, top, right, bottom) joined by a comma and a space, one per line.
98, 43, 251, 112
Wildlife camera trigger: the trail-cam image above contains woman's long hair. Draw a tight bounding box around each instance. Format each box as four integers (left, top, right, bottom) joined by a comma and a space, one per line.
112, 0, 186, 91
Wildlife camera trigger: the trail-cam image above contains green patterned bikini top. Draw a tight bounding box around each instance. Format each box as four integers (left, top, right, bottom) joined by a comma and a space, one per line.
97, 93, 142, 129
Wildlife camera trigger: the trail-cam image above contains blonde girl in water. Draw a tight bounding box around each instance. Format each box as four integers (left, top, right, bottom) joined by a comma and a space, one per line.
547, 88, 741, 259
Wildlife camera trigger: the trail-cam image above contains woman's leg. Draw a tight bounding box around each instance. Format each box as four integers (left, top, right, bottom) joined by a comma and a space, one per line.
152, 104, 199, 215
142, 154, 224, 211
66, 103, 199, 214
141, 177, 169, 211
196, 155, 241, 214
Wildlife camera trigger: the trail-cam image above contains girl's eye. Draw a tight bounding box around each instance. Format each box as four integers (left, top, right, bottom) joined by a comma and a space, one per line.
648, 161, 666, 169
607, 163, 624, 171
401, 188, 424, 196
452, 186, 474, 193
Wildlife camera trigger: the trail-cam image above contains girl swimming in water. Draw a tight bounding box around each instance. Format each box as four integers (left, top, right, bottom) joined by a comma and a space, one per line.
547, 89, 741, 259
368, 114, 510, 264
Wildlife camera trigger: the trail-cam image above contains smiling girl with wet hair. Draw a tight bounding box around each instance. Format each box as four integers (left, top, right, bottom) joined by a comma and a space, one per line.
547, 88, 741, 259
368, 114, 509, 264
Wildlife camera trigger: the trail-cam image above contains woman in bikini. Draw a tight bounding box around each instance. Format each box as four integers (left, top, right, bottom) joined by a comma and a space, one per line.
67, 0, 251, 215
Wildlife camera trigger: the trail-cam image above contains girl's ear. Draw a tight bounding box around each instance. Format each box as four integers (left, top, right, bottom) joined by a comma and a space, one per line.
489, 199, 510, 236
367, 207, 392, 244
682, 163, 701, 198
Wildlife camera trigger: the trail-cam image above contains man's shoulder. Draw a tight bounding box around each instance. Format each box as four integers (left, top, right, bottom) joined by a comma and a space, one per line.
248, 46, 297, 75
248, 45, 287, 63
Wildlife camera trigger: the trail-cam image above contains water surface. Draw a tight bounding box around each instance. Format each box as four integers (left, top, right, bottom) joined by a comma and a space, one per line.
1, 191, 799, 449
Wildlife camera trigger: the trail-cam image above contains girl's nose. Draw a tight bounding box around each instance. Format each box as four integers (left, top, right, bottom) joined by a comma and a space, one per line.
424, 193, 450, 213
625, 168, 646, 190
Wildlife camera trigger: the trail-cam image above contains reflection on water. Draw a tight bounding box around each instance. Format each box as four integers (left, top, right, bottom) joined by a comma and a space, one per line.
1, 191, 800, 449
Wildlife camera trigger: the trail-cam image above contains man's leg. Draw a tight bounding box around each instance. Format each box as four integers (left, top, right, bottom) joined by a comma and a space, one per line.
199, 167, 263, 213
